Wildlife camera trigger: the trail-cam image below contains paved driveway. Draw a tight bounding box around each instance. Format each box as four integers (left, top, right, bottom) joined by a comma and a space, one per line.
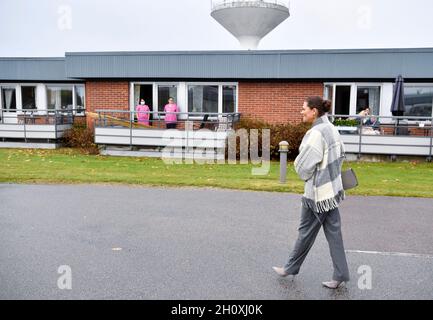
0, 184, 432, 299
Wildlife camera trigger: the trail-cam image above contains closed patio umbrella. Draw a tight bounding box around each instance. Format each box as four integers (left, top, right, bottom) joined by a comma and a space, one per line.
390, 75, 405, 134
391, 75, 405, 116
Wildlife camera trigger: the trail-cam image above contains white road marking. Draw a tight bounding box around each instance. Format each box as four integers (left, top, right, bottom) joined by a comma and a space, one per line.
346, 250, 433, 259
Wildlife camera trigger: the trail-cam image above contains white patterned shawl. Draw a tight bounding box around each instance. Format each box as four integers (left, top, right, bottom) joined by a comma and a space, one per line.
294, 115, 346, 213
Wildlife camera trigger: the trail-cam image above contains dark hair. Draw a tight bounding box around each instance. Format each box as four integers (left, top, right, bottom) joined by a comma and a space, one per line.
305, 96, 332, 117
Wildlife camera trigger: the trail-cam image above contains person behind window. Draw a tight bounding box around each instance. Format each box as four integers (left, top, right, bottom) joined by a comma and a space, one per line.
357, 107, 370, 124
136, 99, 150, 126
164, 97, 179, 129
358, 107, 381, 134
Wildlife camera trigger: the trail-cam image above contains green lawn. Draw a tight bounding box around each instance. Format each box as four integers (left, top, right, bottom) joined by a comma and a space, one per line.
0, 148, 432, 198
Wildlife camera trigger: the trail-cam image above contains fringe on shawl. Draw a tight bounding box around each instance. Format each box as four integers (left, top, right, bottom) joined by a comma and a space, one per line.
301, 189, 346, 214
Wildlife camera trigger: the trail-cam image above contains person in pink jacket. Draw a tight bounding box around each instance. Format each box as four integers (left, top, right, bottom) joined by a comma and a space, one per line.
164, 97, 179, 129
136, 99, 150, 126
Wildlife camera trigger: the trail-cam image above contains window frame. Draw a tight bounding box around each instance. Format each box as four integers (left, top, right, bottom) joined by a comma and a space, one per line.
156, 82, 180, 115
355, 85, 382, 116
185, 82, 238, 119
403, 83, 433, 119
324, 82, 384, 116
20, 84, 38, 111
0, 84, 18, 113
74, 84, 86, 115
46, 84, 74, 111
130, 82, 180, 120
129, 81, 238, 121
45, 83, 86, 115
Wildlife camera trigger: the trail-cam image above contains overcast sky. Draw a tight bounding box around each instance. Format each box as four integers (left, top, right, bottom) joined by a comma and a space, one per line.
1, 0, 433, 57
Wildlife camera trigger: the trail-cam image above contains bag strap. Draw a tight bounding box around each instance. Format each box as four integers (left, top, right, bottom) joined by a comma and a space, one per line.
340, 140, 347, 160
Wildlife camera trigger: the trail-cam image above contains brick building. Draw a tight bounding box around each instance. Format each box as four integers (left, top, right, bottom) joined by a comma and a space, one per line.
2, 48, 433, 127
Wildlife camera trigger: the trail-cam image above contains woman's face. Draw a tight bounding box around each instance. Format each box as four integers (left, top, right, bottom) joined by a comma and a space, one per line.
168, 98, 174, 104
301, 101, 317, 123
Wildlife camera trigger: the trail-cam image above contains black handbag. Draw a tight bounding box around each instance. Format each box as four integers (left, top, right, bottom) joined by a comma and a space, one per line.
341, 168, 358, 190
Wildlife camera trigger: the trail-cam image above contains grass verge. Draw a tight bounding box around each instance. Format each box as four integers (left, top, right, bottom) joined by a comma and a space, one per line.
0, 148, 432, 198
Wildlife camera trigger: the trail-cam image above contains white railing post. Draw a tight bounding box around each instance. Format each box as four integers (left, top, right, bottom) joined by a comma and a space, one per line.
130, 110, 133, 150
428, 116, 433, 162
358, 118, 363, 160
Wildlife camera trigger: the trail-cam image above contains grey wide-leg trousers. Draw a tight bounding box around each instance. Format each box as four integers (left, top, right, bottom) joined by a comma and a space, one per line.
284, 205, 350, 282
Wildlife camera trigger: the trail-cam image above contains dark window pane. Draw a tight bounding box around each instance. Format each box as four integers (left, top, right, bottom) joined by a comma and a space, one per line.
1, 87, 16, 112
75, 85, 85, 114
334, 86, 351, 116
223, 85, 236, 113
158, 85, 177, 112
188, 85, 218, 113
21, 86, 36, 110
404, 87, 433, 118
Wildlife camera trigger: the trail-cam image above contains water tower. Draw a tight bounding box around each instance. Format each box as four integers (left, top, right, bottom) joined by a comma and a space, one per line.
211, 0, 290, 50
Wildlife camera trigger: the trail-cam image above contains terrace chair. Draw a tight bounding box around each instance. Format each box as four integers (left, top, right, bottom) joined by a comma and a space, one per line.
199, 114, 210, 129
215, 117, 229, 132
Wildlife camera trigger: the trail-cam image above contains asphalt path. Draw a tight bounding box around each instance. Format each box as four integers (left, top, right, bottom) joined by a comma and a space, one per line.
1, 183, 432, 299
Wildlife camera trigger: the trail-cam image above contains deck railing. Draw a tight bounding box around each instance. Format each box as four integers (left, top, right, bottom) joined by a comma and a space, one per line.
0, 108, 76, 142
92, 110, 241, 153
93, 110, 241, 131
211, 0, 289, 11
330, 114, 433, 160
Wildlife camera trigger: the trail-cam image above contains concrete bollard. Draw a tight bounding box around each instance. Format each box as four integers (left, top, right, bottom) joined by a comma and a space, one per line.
279, 141, 289, 184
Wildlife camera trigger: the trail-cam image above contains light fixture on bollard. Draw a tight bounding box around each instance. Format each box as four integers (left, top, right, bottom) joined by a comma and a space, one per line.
279, 141, 289, 184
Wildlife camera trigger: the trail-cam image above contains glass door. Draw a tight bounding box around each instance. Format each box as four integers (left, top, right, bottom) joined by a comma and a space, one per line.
1, 86, 17, 124
133, 84, 154, 124
157, 84, 178, 122
334, 85, 351, 117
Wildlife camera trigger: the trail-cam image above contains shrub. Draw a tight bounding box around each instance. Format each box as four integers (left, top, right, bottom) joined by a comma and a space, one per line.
232, 118, 310, 160
62, 123, 99, 154
333, 118, 359, 127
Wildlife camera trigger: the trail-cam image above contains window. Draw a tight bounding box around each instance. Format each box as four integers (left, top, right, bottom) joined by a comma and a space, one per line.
404, 86, 433, 118
188, 85, 218, 113
47, 86, 73, 110
21, 86, 37, 110
1, 87, 16, 112
324, 85, 333, 102
334, 85, 351, 116
158, 85, 177, 112
356, 86, 380, 115
222, 85, 236, 113
133, 84, 153, 108
75, 85, 85, 114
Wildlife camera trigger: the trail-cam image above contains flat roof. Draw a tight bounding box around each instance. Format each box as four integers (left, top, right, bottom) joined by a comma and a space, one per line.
0, 57, 68, 81
1, 48, 433, 81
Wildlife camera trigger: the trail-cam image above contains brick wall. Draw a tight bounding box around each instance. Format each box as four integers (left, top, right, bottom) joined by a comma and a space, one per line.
238, 82, 324, 124
83, 80, 324, 127
85, 81, 129, 128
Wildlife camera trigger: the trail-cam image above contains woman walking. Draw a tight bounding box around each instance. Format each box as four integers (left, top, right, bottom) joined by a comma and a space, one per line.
272, 96, 350, 289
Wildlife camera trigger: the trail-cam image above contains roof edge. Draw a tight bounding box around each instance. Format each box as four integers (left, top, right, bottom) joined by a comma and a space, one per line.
0, 57, 65, 61
65, 47, 433, 56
